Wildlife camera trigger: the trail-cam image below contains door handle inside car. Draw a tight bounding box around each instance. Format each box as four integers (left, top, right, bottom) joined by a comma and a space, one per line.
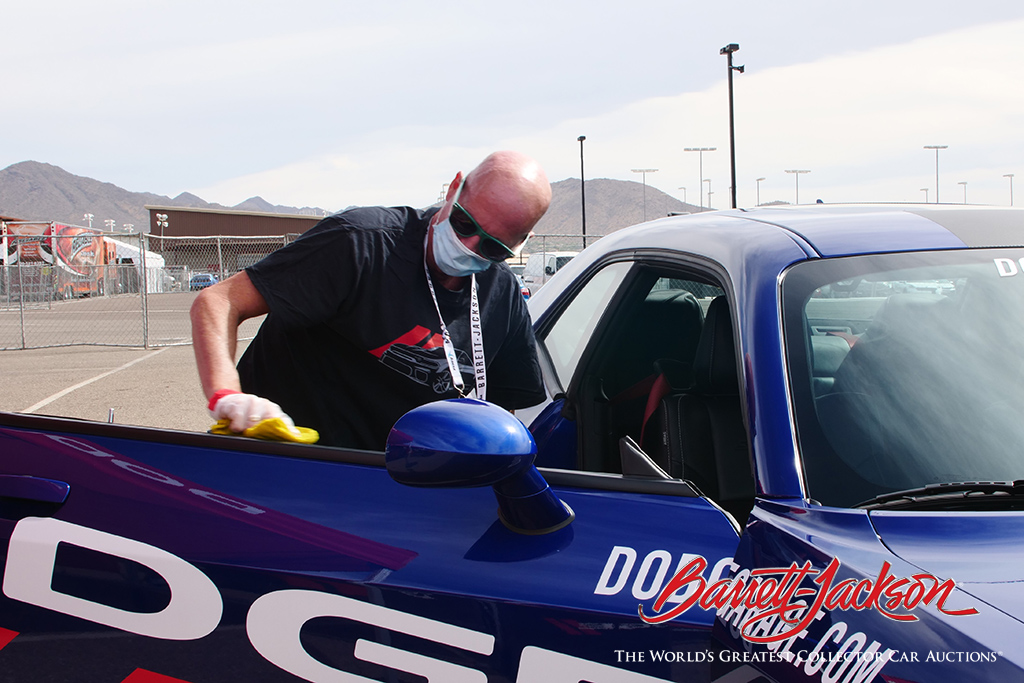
0, 475, 71, 505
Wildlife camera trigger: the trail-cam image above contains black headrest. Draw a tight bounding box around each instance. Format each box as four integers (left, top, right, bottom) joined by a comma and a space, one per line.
693, 296, 738, 394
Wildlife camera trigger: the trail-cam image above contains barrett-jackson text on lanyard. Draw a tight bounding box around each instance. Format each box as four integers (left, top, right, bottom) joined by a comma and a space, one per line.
423, 257, 487, 401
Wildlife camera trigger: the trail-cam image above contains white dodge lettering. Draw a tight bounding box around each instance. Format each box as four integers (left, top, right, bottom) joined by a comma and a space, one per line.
247, 589, 494, 682
994, 257, 1024, 277
594, 545, 733, 605
2, 517, 222, 640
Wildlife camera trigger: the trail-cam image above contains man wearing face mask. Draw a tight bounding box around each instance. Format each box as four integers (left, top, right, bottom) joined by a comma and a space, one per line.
190, 150, 551, 450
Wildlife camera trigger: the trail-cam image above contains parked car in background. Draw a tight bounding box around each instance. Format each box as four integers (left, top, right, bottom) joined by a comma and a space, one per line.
520, 250, 577, 295
3, 205, 1024, 681
189, 273, 218, 291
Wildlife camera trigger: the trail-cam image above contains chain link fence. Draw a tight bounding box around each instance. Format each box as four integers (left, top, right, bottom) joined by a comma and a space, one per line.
1, 226, 292, 351
513, 233, 596, 262
1, 227, 596, 351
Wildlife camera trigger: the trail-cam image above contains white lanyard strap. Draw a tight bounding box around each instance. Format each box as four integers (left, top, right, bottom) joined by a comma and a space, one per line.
423, 257, 487, 400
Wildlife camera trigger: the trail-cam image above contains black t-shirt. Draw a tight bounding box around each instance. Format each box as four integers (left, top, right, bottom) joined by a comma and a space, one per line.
238, 205, 545, 450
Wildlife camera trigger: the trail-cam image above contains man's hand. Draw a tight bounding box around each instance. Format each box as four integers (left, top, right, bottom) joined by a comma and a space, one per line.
209, 391, 296, 434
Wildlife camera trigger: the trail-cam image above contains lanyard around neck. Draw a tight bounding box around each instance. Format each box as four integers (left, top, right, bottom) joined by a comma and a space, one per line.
423, 253, 487, 401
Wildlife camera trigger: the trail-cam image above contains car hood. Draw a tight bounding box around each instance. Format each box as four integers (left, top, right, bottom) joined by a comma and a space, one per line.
870, 511, 1024, 623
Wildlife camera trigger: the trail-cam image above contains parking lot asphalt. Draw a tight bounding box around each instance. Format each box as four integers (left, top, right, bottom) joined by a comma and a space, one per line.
0, 339, 253, 434
1, 289, 267, 433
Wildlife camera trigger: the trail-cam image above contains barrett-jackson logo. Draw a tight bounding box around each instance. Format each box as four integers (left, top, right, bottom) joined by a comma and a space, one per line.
638, 555, 979, 643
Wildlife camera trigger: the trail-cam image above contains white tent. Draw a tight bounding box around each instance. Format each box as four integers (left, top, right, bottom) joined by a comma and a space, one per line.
106, 237, 168, 293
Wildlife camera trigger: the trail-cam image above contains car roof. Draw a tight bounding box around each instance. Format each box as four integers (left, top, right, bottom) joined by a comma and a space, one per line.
735, 204, 1024, 256
587, 204, 1024, 260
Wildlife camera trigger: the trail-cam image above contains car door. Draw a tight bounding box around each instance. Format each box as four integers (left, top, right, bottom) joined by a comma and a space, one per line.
1, 410, 738, 682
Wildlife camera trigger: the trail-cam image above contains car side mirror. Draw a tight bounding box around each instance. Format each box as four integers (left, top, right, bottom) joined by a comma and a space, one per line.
545, 266, 555, 275
386, 399, 574, 535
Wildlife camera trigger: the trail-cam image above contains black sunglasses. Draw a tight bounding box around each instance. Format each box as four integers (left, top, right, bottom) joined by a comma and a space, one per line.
450, 202, 523, 262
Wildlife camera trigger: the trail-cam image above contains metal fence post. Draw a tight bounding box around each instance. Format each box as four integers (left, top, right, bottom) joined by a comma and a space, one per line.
17, 263, 26, 349
48, 223, 56, 310
216, 237, 225, 281
141, 233, 150, 349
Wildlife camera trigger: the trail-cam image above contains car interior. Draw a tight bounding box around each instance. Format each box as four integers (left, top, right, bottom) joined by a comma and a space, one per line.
543, 268, 757, 525
796, 269, 1024, 508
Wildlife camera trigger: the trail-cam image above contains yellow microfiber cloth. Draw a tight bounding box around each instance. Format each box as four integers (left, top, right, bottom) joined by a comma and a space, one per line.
209, 417, 319, 444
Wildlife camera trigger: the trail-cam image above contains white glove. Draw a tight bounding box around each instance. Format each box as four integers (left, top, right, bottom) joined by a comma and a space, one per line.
209, 392, 296, 434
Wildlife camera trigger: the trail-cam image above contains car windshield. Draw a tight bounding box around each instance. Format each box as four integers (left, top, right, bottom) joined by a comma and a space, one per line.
783, 250, 1024, 507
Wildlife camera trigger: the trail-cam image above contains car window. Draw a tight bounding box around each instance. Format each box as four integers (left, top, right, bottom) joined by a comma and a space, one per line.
783, 250, 1024, 508
540, 261, 754, 520
540, 261, 631, 388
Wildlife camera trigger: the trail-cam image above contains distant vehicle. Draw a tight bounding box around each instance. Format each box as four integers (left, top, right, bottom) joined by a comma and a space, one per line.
5, 222, 120, 299
189, 273, 218, 290
516, 274, 530, 300
54, 227, 120, 299
508, 262, 526, 277
520, 250, 577, 295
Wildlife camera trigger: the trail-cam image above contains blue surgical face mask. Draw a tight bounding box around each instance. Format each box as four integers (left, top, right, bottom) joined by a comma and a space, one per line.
431, 216, 493, 277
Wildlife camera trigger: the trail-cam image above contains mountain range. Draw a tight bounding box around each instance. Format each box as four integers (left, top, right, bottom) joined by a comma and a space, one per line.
0, 161, 703, 236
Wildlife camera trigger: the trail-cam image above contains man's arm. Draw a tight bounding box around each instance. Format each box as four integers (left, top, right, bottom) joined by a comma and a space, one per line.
190, 271, 297, 433
190, 270, 268, 399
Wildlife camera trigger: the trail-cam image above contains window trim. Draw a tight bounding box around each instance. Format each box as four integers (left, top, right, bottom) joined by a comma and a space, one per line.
538, 250, 737, 407
0, 411, 385, 467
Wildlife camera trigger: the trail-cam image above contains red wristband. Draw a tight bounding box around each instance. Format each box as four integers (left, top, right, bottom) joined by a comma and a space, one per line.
208, 389, 241, 411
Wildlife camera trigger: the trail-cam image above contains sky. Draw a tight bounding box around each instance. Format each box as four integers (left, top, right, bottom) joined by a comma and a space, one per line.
3, 0, 1024, 213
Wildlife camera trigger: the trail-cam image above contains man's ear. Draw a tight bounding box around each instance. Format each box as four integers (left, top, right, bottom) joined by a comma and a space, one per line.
433, 171, 463, 225
445, 172, 463, 202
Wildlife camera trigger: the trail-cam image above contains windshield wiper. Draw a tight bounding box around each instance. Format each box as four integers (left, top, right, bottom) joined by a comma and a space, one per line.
856, 480, 1024, 511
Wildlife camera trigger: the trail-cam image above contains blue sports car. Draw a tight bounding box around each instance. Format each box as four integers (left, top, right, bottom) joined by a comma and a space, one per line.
1, 204, 1023, 682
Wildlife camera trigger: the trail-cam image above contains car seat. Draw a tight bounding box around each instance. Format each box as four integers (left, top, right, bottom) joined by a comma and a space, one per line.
640, 296, 756, 521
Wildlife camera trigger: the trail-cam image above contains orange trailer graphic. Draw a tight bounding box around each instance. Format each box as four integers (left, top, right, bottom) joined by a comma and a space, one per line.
3, 222, 121, 299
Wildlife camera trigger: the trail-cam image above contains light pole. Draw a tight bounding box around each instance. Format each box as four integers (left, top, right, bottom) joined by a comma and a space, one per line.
720, 44, 743, 209
1005, 174, 1015, 206
578, 136, 587, 246
155, 213, 168, 238
920, 188, 929, 203
83, 213, 94, 228
755, 177, 765, 206
104, 219, 117, 230
958, 181, 968, 204
785, 170, 811, 205
684, 147, 716, 211
631, 168, 658, 221
703, 178, 712, 210
924, 145, 947, 203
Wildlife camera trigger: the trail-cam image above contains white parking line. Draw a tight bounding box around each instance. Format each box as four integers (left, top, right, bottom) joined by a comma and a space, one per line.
23, 348, 169, 413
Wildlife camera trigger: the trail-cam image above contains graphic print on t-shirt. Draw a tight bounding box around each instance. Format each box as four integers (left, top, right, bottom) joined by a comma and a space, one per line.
369, 325, 474, 394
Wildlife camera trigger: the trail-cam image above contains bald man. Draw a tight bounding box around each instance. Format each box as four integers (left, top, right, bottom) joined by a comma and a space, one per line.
191, 151, 551, 449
